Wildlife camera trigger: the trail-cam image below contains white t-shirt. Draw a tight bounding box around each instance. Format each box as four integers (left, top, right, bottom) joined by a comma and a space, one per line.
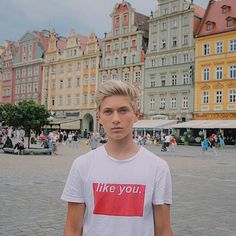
61, 145, 172, 236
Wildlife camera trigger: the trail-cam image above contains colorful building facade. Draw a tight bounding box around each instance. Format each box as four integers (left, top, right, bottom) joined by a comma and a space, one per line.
12, 31, 49, 105
144, 0, 204, 121
194, 0, 236, 119
43, 30, 101, 132
99, 1, 149, 115
0, 41, 18, 104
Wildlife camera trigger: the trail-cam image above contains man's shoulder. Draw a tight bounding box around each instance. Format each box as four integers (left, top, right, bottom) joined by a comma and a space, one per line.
74, 146, 104, 165
140, 146, 168, 167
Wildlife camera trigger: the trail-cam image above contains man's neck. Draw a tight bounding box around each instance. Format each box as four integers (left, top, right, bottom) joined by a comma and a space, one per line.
104, 139, 140, 160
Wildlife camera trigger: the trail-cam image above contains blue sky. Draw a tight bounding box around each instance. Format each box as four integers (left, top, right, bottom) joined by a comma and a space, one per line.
0, 0, 208, 45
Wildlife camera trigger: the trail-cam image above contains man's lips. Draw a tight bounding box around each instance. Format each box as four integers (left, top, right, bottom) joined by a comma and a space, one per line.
111, 127, 123, 131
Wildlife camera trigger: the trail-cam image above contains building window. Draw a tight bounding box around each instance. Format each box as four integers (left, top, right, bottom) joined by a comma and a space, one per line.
229, 65, 236, 78
150, 80, 156, 87
216, 67, 223, 80
161, 57, 166, 66
203, 68, 210, 81
202, 91, 209, 104
68, 64, 72, 72
183, 35, 189, 45
203, 44, 210, 55
227, 18, 234, 27
114, 57, 119, 66
90, 93, 95, 104
52, 97, 55, 106
59, 95, 63, 106
182, 96, 188, 108
150, 98, 155, 110
183, 53, 189, 63
91, 77, 96, 84
123, 56, 127, 65
92, 60, 96, 68
123, 73, 129, 82
160, 98, 166, 109
183, 74, 189, 84
132, 54, 136, 63
112, 74, 117, 80
171, 19, 177, 28
172, 37, 177, 47
172, 55, 177, 64
206, 22, 213, 31
77, 62, 80, 71
67, 95, 71, 105
216, 41, 223, 54
84, 94, 88, 104
76, 78, 80, 86
135, 72, 141, 82
230, 39, 236, 51
161, 39, 166, 49
76, 94, 80, 105
67, 78, 72, 87
161, 79, 165, 86
171, 97, 177, 109
161, 21, 167, 31
172, 74, 177, 85
84, 77, 88, 85
229, 90, 236, 103
59, 80, 63, 88
215, 90, 222, 103
28, 66, 32, 76
151, 59, 155, 67
60, 65, 64, 73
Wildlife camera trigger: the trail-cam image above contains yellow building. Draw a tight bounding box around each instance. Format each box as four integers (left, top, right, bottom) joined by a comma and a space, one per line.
43, 30, 101, 132
194, 0, 236, 120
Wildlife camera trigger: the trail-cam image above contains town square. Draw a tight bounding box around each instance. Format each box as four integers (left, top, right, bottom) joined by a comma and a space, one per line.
0, 142, 236, 236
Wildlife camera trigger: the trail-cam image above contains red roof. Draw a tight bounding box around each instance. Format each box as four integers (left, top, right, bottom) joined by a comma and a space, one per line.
193, 4, 206, 34
196, 0, 236, 37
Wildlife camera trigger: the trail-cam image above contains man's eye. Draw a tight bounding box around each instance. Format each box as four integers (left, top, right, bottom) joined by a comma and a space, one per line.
104, 110, 112, 114
120, 108, 129, 113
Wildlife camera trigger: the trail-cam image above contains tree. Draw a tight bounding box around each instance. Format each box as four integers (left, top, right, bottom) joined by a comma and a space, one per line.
0, 100, 50, 148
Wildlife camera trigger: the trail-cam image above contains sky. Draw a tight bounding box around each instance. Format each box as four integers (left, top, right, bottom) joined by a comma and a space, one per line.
0, 0, 208, 45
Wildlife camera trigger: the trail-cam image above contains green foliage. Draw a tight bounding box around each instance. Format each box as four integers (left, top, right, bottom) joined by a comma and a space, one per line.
0, 100, 50, 134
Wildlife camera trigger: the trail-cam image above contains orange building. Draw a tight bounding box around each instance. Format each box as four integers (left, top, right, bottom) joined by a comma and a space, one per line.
194, 0, 236, 120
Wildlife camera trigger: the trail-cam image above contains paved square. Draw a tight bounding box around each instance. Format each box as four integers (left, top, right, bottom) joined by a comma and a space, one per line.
0, 142, 235, 236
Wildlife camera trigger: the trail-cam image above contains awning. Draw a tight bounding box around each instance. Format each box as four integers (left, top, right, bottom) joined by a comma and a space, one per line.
60, 119, 81, 130
172, 120, 236, 129
133, 120, 178, 129
46, 118, 81, 130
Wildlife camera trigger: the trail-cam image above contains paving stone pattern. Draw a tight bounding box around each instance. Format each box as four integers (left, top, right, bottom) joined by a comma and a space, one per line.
0, 142, 236, 236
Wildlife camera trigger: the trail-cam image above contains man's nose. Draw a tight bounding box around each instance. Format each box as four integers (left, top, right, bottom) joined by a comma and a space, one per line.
112, 111, 120, 123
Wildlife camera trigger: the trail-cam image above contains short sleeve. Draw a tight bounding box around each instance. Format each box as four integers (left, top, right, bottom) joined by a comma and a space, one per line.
61, 159, 85, 203
152, 160, 172, 205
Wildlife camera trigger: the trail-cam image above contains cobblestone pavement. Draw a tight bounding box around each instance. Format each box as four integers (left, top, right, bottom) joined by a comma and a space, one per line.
0, 142, 236, 236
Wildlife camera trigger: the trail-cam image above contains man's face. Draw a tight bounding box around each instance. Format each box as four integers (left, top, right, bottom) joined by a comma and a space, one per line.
98, 95, 138, 141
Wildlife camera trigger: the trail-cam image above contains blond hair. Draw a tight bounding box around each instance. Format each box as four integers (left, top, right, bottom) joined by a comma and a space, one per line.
95, 80, 140, 111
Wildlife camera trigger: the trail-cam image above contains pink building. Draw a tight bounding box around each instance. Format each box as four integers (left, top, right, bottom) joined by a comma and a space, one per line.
0, 41, 18, 104
12, 31, 49, 105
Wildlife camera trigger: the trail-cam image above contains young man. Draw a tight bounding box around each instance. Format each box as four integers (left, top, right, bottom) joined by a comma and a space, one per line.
61, 80, 173, 236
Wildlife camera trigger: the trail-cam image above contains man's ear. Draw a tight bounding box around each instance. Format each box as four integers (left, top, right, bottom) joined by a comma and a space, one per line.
97, 111, 103, 125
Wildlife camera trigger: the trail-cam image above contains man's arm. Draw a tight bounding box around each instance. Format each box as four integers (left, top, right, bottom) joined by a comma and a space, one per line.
153, 204, 173, 236
64, 202, 86, 236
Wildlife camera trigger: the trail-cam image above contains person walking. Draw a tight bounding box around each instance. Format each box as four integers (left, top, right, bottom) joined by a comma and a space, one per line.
61, 80, 173, 236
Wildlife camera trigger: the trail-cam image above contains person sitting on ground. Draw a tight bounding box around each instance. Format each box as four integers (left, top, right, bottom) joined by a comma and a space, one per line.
14, 137, 25, 155
3, 136, 14, 149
